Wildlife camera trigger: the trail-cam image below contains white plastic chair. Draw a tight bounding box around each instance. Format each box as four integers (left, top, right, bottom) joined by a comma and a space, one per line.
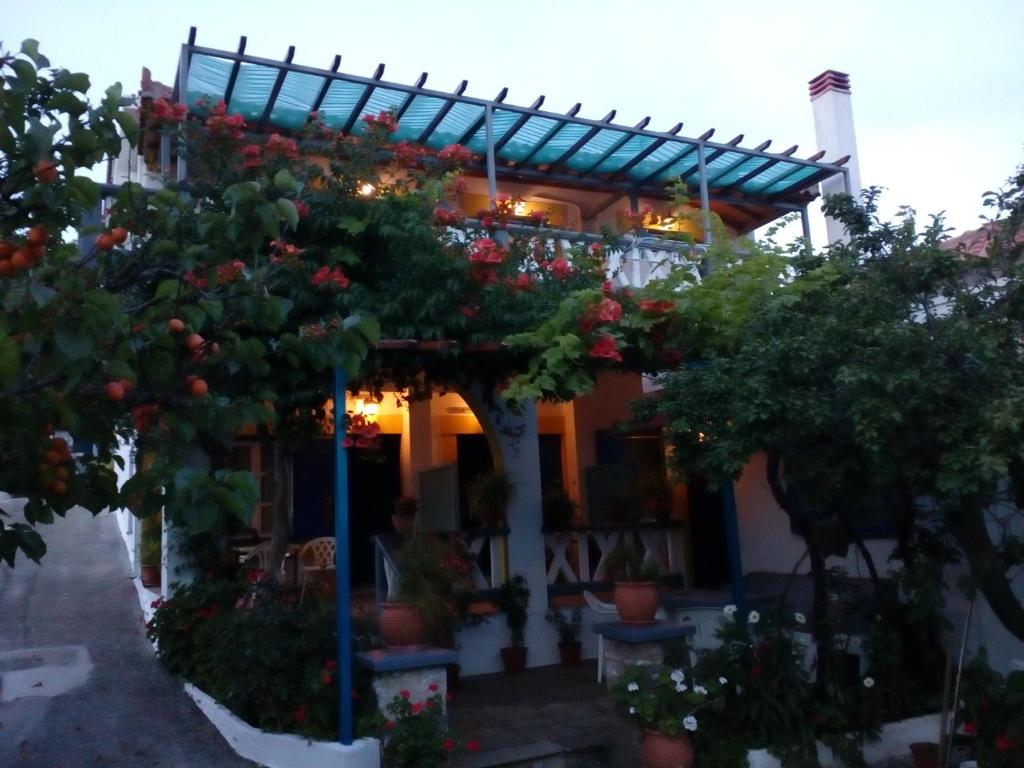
298, 537, 336, 603
238, 541, 272, 570
583, 590, 619, 683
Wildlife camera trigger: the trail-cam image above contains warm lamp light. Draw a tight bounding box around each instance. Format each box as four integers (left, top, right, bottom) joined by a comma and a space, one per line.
358, 182, 376, 197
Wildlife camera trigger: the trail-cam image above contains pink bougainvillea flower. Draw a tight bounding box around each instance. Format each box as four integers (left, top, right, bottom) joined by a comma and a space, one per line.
433, 206, 464, 227
588, 334, 622, 362
310, 266, 350, 289
265, 133, 298, 158
241, 144, 263, 168
596, 297, 622, 323
438, 143, 473, 167
392, 140, 426, 168
362, 110, 398, 133
546, 256, 571, 279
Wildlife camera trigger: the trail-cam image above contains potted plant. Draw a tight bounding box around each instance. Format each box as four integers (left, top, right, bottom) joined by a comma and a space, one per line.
497, 574, 530, 673
374, 690, 480, 767
139, 513, 162, 588
606, 542, 660, 624
541, 488, 578, 531
391, 496, 418, 538
545, 606, 582, 666
467, 470, 516, 527
379, 534, 453, 650
613, 663, 721, 768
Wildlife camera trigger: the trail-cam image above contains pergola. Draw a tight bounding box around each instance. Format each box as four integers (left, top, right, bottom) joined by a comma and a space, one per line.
167, 28, 850, 238
156, 27, 850, 746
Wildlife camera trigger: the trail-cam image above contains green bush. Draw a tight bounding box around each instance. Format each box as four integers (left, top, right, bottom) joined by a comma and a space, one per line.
146, 576, 377, 739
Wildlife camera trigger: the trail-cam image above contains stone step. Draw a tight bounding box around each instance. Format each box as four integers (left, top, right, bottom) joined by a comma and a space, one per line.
454, 740, 608, 768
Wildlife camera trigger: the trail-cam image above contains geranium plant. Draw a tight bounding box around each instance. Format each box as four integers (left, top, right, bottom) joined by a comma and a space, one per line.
612, 663, 721, 737
376, 689, 480, 768
957, 655, 1023, 767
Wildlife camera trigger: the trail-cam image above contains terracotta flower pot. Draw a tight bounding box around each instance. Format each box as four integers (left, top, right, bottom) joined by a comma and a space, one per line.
500, 645, 527, 674
558, 641, 582, 667
140, 564, 161, 588
909, 742, 939, 768
641, 729, 694, 768
378, 602, 427, 650
614, 581, 659, 624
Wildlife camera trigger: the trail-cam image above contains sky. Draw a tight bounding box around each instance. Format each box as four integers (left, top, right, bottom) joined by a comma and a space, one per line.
2, 0, 1022, 244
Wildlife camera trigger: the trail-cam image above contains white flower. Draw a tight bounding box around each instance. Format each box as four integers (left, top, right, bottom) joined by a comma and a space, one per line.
747, 610, 760, 624
675, 682, 688, 693
694, 685, 708, 695
670, 669, 686, 684
629, 706, 636, 714
723, 604, 737, 616
627, 681, 639, 692
719, 676, 728, 685
683, 715, 698, 732
863, 677, 875, 689
794, 612, 806, 625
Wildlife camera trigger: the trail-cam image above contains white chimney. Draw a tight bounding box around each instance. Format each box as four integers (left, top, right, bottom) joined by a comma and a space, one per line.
809, 70, 862, 244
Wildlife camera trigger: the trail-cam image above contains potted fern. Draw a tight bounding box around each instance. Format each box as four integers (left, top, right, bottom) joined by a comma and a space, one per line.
545, 606, 582, 666
497, 574, 530, 673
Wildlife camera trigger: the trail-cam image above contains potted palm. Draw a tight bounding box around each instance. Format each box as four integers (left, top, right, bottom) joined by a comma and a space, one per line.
497, 574, 530, 673
467, 470, 516, 527
391, 496, 418, 538
613, 663, 721, 768
139, 513, 162, 588
545, 606, 582, 666
607, 543, 660, 624
379, 534, 452, 650
541, 488, 578, 530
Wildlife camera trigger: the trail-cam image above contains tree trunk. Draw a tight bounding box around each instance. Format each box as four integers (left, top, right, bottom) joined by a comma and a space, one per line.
954, 505, 1024, 642
266, 442, 293, 584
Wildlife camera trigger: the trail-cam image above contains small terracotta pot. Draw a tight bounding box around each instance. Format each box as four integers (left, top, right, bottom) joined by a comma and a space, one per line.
500, 645, 527, 674
378, 602, 427, 650
559, 641, 582, 667
641, 729, 694, 768
614, 581, 659, 624
909, 742, 939, 768
140, 564, 161, 588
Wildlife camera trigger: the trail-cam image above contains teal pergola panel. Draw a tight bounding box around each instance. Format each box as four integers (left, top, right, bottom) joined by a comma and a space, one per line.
176, 42, 846, 205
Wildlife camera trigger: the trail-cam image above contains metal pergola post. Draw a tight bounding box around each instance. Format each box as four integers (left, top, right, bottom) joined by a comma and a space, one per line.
333, 367, 353, 745
176, 44, 190, 182
484, 104, 497, 205
801, 205, 812, 256
841, 167, 853, 197
697, 141, 712, 246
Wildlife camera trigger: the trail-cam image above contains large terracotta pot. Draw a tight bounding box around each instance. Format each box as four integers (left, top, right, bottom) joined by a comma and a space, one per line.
558, 641, 582, 667
378, 602, 427, 650
500, 645, 527, 674
140, 564, 161, 588
909, 742, 938, 768
614, 581, 659, 624
641, 729, 694, 768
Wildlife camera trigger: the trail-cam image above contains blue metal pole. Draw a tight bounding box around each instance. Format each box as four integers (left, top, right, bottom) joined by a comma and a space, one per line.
720, 482, 746, 615
333, 367, 353, 745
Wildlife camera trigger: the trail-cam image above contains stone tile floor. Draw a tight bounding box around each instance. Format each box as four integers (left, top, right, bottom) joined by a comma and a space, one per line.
449, 662, 642, 767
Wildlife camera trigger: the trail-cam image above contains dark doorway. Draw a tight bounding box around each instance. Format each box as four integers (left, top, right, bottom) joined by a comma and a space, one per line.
687, 476, 730, 589
456, 434, 494, 527
291, 435, 402, 586
538, 434, 564, 493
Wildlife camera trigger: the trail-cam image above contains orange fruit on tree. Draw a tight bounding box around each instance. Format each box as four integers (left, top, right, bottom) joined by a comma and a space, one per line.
49, 479, 67, 496
0, 260, 13, 277
27, 225, 48, 246
167, 318, 185, 333
33, 158, 59, 183
10, 247, 31, 270
95, 233, 115, 251
0, 241, 14, 259
110, 227, 129, 244
185, 333, 204, 351
119, 378, 135, 393
105, 381, 125, 401
188, 378, 209, 397
43, 449, 62, 465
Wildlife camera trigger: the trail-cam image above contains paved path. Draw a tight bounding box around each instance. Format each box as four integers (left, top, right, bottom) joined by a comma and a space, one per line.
0, 505, 254, 768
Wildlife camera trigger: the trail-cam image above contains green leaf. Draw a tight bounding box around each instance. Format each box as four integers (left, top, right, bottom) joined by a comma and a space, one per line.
53, 70, 91, 93
338, 216, 366, 236
66, 175, 101, 207
255, 203, 280, 239
272, 168, 300, 194
54, 329, 94, 361
155, 279, 181, 300
276, 197, 299, 231
19, 39, 50, 69
0, 334, 19, 390
29, 284, 57, 307
46, 91, 86, 116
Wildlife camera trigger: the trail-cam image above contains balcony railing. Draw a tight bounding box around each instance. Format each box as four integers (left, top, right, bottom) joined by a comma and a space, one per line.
543, 522, 687, 597
463, 219, 705, 289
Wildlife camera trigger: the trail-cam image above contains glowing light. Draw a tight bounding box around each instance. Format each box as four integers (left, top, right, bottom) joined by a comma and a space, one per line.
358, 182, 376, 197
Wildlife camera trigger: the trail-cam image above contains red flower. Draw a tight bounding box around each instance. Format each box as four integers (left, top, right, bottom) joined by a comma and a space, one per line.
411, 702, 423, 714
322, 672, 333, 685
590, 242, 603, 255
295, 200, 310, 219
995, 733, 1012, 752
469, 264, 498, 285
588, 334, 622, 362
310, 266, 350, 289
638, 299, 675, 316
324, 659, 338, 671
546, 256, 571, 279
602, 280, 614, 295
392, 141, 425, 168
183, 270, 208, 290
383, 719, 395, 732
294, 704, 308, 723
963, 720, 977, 735
426, 698, 436, 709
197, 605, 219, 620
466, 740, 480, 753
400, 690, 410, 699
241, 144, 263, 168
216, 260, 245, 283
362, 110, 398, 133
433, 206, 464, 227
438, 143, 473, 167
469, 238, 503, 264
428, 683, 439, 692
596, 298, 622, 323
265, 133, 298, 159
441, 738, 457, 752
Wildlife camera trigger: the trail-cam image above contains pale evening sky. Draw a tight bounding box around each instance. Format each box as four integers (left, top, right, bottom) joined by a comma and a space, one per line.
2, 0, 1022, 244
